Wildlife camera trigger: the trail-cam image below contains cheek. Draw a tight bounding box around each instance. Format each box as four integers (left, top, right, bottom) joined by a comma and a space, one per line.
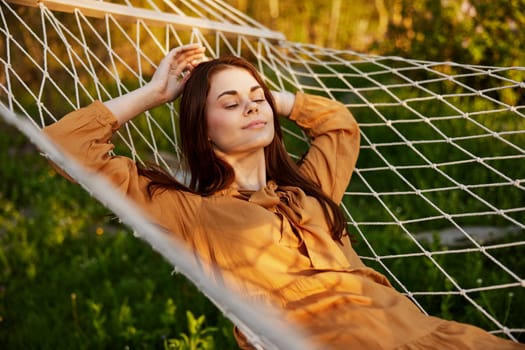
206, 108, 224, 132
207, 112, 234, 142
206, 117, 220, 134
268, 121, 276, 141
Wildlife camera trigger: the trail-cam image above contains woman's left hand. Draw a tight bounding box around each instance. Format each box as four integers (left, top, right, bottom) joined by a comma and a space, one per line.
271, 90, 296, 117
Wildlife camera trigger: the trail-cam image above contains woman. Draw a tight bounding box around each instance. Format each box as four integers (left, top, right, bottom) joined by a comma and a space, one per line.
44, 44, 524, 349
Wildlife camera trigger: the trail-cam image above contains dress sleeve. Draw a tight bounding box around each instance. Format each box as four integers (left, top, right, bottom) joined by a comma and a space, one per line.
42, 101, 199, 240
288, 92, 360, 204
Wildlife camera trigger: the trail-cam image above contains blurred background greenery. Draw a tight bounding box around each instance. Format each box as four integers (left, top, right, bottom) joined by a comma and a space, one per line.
1, 0, 524, 349
225, 0, 525, 68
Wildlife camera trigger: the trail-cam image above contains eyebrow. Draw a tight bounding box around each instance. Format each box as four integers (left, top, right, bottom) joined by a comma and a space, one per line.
216, 85, 262, 100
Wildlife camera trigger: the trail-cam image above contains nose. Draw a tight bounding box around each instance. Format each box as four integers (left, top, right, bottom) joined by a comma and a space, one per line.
244, 101, 259, 116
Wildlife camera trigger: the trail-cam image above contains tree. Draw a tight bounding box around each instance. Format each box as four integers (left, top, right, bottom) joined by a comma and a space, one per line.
375, 0, 525, 68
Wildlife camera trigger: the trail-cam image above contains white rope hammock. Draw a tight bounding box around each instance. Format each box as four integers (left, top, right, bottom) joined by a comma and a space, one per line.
1, 0, 524, 344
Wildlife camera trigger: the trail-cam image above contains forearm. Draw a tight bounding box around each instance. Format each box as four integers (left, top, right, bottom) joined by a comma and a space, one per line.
103, 83, 163, 127
271, 90, 296, 117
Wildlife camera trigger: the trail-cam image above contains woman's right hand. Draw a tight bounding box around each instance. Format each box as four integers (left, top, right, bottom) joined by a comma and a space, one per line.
149, 44, 207, 104
104, 44, 206, 126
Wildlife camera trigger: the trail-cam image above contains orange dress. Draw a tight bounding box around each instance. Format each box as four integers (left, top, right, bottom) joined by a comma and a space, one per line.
44, 93, 524, 349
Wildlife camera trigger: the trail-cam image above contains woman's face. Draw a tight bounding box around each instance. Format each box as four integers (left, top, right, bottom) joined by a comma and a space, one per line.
205, 67, 274, 157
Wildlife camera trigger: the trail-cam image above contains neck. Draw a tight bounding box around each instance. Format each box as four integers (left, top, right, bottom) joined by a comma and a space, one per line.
219, 148, 267, 191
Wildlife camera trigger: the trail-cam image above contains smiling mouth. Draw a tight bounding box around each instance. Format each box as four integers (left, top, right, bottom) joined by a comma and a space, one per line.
242, 120, 267, 129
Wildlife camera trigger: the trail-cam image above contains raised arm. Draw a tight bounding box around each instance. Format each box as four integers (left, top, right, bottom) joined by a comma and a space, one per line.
279, 92, 360, 204
105, 44, 206, 126
271, 90, 296, 117
42, 44, 207, 238
44, 43, 206, 179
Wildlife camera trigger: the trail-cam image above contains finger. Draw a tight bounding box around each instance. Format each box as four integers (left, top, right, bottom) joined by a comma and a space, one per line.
170, 44, 205, 59
171, 43, 203, 54
186, 51, 208, 66
174, 47, 206, 63
164, 45, 203, 69
160, 45, 205, 82
174, 51, 207, 73
164, 52, 202, 77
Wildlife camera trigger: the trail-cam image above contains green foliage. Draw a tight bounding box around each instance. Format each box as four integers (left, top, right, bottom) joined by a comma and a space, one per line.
0, 121, 237, 349
163, 311, 217, 350
377, 0, 525, 72
227, 1, 525, 72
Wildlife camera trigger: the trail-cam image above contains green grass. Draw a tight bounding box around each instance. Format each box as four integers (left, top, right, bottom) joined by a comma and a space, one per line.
0, 121, 237, 349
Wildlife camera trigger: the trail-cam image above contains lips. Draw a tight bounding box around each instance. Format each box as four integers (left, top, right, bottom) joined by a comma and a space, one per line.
242, 120, 267, 129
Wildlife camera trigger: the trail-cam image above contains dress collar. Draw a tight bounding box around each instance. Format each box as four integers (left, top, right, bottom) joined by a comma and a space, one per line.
214, 181, 281, 209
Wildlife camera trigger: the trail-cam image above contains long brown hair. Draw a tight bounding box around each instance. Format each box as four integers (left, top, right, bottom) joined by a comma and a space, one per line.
138, 56, 346, 240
